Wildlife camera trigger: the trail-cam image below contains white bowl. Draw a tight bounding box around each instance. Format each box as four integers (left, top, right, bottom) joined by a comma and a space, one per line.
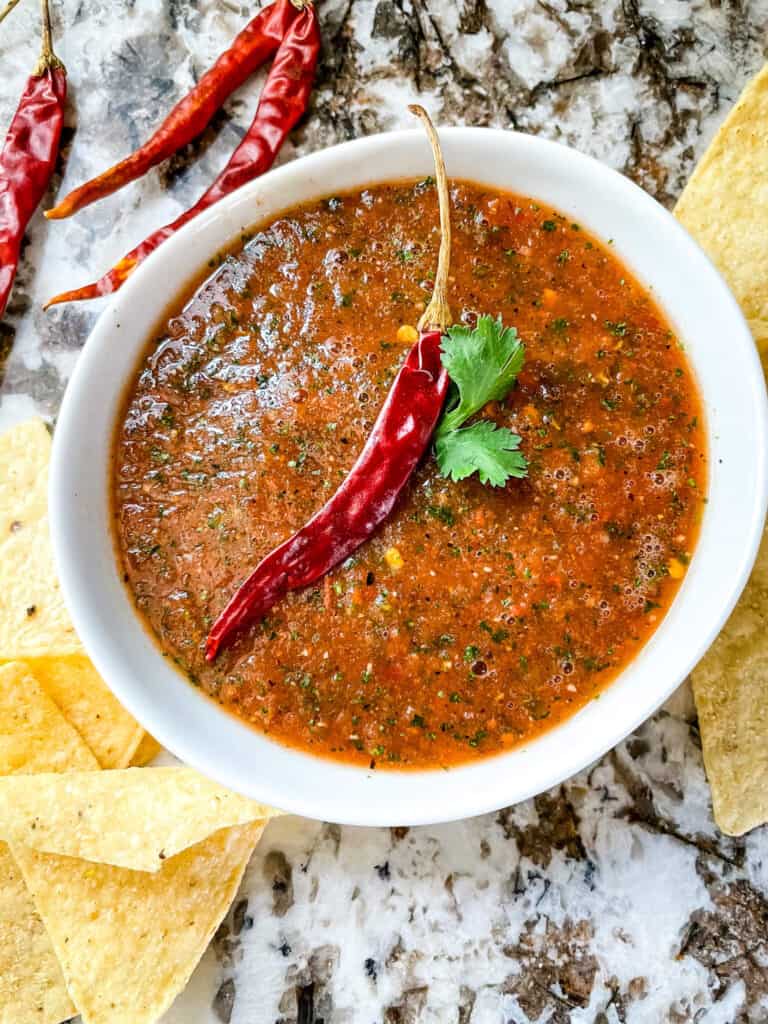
50, 128, 768, 825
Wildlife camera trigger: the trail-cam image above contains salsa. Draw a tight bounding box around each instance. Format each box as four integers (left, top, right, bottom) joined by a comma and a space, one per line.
113, 179, 706, 770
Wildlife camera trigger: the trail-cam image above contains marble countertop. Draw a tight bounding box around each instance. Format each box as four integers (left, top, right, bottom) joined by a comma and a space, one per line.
2, 1, 767, 1021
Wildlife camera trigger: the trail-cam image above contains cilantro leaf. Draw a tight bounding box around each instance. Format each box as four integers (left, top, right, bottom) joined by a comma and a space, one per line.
437, 315, 525, 437
436, 421, 527, 487
433, 315, 528, 487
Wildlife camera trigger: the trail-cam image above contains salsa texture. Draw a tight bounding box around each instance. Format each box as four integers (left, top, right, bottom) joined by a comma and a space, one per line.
114, 179, 706, 769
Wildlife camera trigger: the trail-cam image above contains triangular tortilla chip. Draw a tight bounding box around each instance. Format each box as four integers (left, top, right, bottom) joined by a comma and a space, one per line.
0, 666, 268, 1021
130, 731, 162, 766
676, 64, 768, 835
24, 655, 144, 770
14, 822, 264, 1024
0, 661, 98, 1023
691, 534, 768, 834
0, 766, 277, 871
0, 846, 74, 1024
675, 63, 768, 327
688, 346, 768, 835
0, 420, 146, 760
0, 662, 98, 776
0, 420, 81, 657
0, 418, 50, 537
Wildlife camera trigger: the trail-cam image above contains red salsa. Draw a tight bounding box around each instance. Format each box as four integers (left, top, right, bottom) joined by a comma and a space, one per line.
113, 179, 706, 769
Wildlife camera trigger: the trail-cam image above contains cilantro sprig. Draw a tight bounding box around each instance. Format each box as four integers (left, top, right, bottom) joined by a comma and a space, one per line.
435, 315, 528, 487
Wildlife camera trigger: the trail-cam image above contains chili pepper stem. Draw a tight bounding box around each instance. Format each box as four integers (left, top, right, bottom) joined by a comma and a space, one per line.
0, 0, 22, 26
409, 104, 452, 333
34, 0, 63, 74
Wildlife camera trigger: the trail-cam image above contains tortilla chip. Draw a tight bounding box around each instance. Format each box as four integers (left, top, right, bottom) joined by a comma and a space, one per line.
0, 845, 74, 1024
691, 536, 768, 834
675, 63, 768, 328
0, 516, 81, 658
0, 766, 277, 871
0, 419, 144, 767
130, 731, 162, 766
689, 346, 768, 835
676, 64, 768, 834
0, 662, 268, 1021
0, 418, 50, 537
0, 662, 98, 1024
26, 654, 144, 770
0, 662, 99, 775
747, 318, 768, 358
0, 420, 81, 658
14, 821, 264, 1024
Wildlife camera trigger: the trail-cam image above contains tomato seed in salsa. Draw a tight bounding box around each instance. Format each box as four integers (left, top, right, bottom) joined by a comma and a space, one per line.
113, 179, 706, 770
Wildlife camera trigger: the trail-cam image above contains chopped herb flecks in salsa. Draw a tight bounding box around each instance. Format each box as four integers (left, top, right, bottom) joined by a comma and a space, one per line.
114, 180, 706, 770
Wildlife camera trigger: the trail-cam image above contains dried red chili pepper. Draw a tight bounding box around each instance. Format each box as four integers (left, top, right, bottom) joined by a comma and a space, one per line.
206, 329, 450, 661
46, 2, 319, 307
45, 0, 303, 221
0, 0, 66, 321
206, 105, 453, 661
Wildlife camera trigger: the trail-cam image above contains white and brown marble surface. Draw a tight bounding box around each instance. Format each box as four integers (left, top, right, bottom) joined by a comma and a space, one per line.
2, 2, 768, 1021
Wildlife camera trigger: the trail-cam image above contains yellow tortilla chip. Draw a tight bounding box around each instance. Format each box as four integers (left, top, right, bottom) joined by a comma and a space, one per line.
0, 420, 81, 657
0, 515, 81, 658
0, 661, 98, 1024
25, 654, 144, 770
14, 821, 264, 1024
676, 64, 768, 834
689, 351, 768, 835
0, 846, 74, 1024
692, 538, 768, 834
0, 766, 277, 871
0, 418, 50, 537
0, 661, 99, 775
0, 661, 268, 1021
130, 731, 162, 766
675, 63, 768, 328
0, 420, 143, 758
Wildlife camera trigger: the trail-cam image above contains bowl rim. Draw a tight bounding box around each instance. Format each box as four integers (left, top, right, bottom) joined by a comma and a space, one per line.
50, 125, 768, 825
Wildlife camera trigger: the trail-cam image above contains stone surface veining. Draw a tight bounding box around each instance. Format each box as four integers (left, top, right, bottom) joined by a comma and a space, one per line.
1, 2, 767, 1021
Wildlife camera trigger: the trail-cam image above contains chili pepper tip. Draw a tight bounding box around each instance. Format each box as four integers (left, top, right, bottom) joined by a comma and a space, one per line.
44, 285, 98, 309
